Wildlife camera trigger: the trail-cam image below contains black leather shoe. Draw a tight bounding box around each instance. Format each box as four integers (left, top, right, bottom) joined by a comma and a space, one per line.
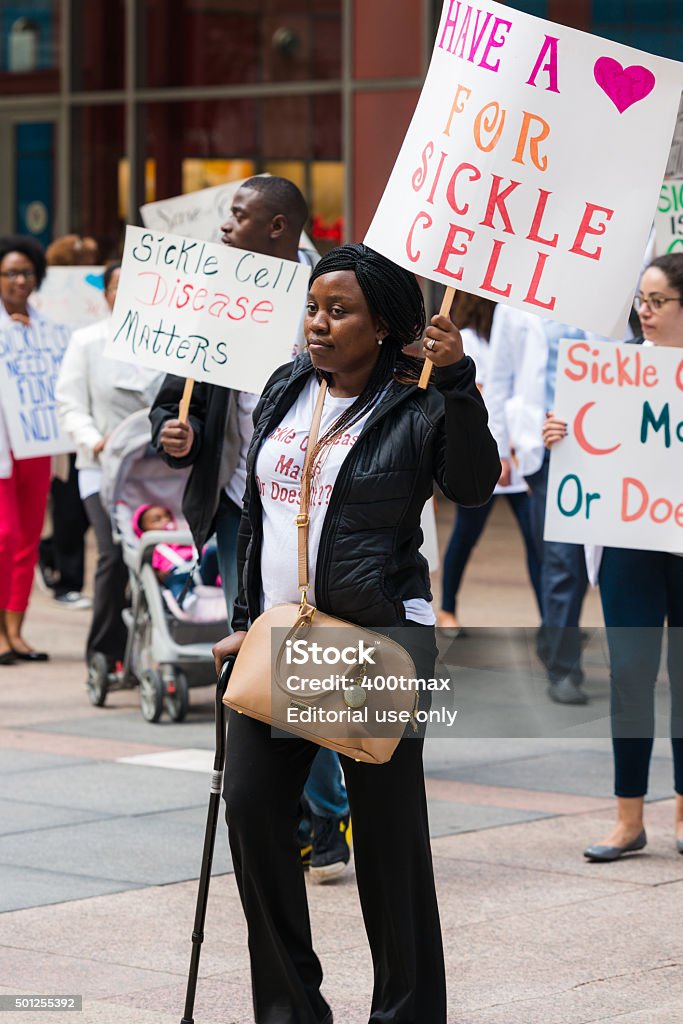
584, 829, 647, 862
0, 650, 17, 665
10, 648, 49, 662
548, 678, 588, 705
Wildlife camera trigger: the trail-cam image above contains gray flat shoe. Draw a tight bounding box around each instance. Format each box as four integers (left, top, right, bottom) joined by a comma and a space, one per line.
677, 838, 683, 855
584, 829, 647, 862
548, 678, 588, 705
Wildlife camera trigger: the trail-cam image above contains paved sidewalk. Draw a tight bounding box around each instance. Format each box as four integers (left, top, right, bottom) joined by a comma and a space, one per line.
1, 502, 681, 1024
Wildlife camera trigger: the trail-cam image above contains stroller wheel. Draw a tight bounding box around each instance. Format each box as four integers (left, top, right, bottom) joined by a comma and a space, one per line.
165, 669, 189, 723
87, 653, 109, 707
140, 668, 164, 723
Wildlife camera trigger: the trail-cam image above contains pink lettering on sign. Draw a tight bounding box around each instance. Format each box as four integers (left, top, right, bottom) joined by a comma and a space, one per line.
621, 477, 683, 528
526, 36, 560, 94
438, 2, 512, 73
573, 401, 621, 456
593, 57, 656, 114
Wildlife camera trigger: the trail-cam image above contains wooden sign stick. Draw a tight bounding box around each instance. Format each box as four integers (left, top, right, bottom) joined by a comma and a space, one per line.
418, 286, 457, 390
179, 377, 195, 423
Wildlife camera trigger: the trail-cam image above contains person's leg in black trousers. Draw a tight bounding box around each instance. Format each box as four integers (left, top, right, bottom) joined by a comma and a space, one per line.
440, 499, 492, 618
505, 490, 543, 615
39, 455, 90, 598
83, 493, 129, 667
224, 711, 331, 1024
664, 554, 683, 842
341, 737, 446, 1023
223, 624, 446, 1024
587, 548, 666, 855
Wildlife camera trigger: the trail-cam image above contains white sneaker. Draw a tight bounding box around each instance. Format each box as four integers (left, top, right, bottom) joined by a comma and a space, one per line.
54, 591, 93, 610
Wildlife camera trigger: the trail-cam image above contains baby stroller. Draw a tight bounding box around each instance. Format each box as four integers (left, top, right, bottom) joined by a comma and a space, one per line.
87, 408, 228, 722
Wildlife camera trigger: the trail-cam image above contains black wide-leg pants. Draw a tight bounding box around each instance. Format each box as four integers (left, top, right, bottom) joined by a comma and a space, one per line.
223, 712, 446, 1024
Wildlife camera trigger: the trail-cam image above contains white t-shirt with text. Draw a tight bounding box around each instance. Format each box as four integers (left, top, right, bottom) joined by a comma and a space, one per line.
255, 375, 434, 623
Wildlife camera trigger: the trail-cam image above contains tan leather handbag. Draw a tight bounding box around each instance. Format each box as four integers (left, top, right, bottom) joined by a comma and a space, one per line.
223, 382, 418, 764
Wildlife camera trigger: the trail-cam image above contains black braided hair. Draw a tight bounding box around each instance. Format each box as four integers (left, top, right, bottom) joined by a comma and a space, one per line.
304, 244, 426, 479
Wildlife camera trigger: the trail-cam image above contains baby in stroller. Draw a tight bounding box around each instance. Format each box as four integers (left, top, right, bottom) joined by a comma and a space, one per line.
132, 503, 220, 614
85, 407, 228, 722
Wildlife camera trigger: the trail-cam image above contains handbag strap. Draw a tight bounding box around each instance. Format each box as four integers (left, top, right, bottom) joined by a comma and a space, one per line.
296, 380, 328, 606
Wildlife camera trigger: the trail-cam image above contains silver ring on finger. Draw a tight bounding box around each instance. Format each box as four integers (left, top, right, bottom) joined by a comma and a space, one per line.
426, 338, 436, 351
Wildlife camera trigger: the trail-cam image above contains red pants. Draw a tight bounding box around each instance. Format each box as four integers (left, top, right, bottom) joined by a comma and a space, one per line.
0, 456, 51, 612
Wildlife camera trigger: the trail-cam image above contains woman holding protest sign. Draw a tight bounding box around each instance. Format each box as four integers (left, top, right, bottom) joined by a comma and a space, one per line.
543, 253, 683, 862
56, 262, 163, 678
0, 235, 54, 663
211, 243, 500, 1022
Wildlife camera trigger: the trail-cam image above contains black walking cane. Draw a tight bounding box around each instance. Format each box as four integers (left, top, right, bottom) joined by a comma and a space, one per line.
180, 656, 235, 1024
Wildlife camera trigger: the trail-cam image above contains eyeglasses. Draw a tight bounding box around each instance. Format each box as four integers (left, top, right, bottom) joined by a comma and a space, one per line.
0, 269, 36, 281
634, 293, 681, 313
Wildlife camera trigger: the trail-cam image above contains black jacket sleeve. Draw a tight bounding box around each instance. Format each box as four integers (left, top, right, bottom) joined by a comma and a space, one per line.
149, 373, 208, 469
229, 361, 296, 632
432, 356, 501, 506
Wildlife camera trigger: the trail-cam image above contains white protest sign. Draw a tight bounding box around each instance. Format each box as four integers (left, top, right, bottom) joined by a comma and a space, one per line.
31, 267, 108, 329
105, 226, 310, 395
141, 182, 240, 244
665, 92, 683, 178
365, 0, 683, 340
0, 320, 74, 458
141, 178, 317, 252
655, 178, 683, 255
544, 340, 683, 552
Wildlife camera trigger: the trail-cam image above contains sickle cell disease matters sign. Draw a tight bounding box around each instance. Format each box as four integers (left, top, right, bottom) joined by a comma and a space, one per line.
365, 0, 683, 339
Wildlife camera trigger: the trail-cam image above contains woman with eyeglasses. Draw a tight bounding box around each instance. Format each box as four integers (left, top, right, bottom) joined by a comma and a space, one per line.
0, 235, 56, 663
544, 253, 683, 862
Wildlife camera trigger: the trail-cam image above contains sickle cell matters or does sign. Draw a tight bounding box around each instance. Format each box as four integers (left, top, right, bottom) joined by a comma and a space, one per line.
545, 341, 683, 553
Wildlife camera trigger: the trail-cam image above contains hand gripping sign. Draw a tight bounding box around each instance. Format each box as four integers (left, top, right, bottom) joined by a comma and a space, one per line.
545, 340, 683, 553
105, 226, 310, 418
365, 0, 683, 386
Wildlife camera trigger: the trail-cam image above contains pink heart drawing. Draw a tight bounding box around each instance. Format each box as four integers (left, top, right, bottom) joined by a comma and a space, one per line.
594, 56, 656, 114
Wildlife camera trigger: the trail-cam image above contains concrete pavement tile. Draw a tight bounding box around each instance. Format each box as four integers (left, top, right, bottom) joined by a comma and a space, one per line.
1, 761, 216, 815
32, 712, 217, 748
74, 1005, 180, 1024
430, 856, 640, 930
0, 727, 174, 761
0, 749, 89, 774
0, 946, 180, 1001
0, 806, 232, 890
0, 797, 113, 836
427, 798, 549, 837
425, 776, 613, 814
422, 736, 611, 772
0, 864, 144, 911
432, 801, 683, 885
457, 964, 683, 1023
1, 875, 247, 978
111, 974, 262, 1024
0, 794, 113, 835
431, 748, 676, 800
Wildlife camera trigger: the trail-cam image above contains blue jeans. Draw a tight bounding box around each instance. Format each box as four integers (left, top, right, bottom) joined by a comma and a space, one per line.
599, 547, 683, 798
165, 542, 220, 605
525, 453, 587, 683
304, 748, 348, 818
441, 492, 542, 616
215, 495, 242, 625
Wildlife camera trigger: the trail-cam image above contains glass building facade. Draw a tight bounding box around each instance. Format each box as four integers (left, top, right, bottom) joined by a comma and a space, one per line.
0, 0, 680, 258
